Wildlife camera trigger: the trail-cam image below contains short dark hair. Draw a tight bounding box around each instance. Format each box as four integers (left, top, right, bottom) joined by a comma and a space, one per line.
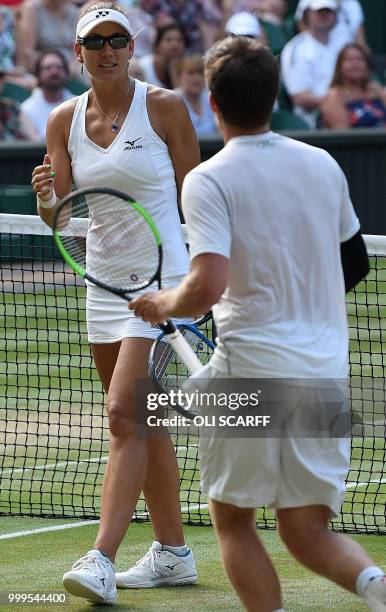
205, 37, 279, 129
35, 49, 70, 77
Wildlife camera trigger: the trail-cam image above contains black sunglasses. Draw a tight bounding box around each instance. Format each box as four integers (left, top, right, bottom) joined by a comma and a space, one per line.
78, 34, 131, 51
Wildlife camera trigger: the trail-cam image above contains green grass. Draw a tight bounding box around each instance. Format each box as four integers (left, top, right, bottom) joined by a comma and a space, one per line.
1, 519, 385, 611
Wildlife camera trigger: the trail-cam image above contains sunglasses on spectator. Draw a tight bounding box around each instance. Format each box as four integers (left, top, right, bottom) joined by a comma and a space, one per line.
78, 34, 132, 51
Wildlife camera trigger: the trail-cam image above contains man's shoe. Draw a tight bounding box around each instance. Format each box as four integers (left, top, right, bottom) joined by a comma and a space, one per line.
63, 549, 117, 604
116, 541, 197, 588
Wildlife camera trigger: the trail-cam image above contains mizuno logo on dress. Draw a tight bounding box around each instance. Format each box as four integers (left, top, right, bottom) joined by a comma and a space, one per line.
124, 137, 143, 151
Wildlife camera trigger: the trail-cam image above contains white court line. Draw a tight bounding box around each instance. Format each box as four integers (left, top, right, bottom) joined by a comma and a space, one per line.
0, 456, 109, 476
346, 478, 386, 489
0, 503, 209, 541
0, 445, 198, 477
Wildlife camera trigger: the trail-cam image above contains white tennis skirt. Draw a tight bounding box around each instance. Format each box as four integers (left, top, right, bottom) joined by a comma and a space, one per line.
86, 274, 187, 344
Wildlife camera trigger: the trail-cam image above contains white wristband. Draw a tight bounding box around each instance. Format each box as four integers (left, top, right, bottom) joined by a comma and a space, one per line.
37, 189, 57, 209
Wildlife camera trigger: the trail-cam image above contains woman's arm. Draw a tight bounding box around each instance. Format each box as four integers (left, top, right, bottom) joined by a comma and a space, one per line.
32, 100, 76, 227
147, 87, 201, 200
320, 87, 350, 129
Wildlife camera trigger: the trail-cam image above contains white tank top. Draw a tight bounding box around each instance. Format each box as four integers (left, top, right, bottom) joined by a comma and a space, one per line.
67, 79, 189, 279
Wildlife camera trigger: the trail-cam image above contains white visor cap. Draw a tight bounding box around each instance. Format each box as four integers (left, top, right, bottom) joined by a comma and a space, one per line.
76, 8, 132, 39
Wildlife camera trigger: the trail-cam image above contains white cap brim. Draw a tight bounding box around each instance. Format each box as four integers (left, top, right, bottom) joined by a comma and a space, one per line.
76, 8, 132, 39
308, 0, 338, 11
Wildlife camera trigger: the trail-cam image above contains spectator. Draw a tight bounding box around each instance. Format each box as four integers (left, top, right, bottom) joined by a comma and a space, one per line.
17, 0, 80, 77
141, 0, 219, 53
0, 66, 39, 140
21, 50, 74, 141
259, 0, 294, 54
321, 44, 386, 129
223, 0, 262, 18
0, 5, 36, 90
280, 0, 343, 127
139, 23, 185, 89
0, 0, 23, 15
175, 54, 217, 137
116, 0, 156, 57
260, 0, 287, 24
224, 11, 266, 43
295, 0, 368, 52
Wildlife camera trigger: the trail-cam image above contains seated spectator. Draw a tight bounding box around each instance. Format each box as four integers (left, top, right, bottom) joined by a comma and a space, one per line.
174, 54, 217, 137
139, 23, 186, 89
141, 0, 219, 53
321, 44, 386, 129
294, 0, 368, 52
280, 0, 343, 127
0, 0, 23, 15
259, 0, 294, 54
17, 0, 79, 77
225, 11, 267, 43
21, 50, 74, 141
0, 5, 36, 90
114, 0, 156, 58
223, 0, 263, 19
0, 66, 39, 140
260, 0, 287, 24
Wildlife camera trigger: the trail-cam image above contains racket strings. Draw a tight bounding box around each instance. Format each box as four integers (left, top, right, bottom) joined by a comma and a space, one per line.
56, 192, 160, 292
153, 328, 213, 395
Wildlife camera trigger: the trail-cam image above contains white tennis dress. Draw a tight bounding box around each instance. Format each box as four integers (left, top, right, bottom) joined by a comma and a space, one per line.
67, 79, 189, 343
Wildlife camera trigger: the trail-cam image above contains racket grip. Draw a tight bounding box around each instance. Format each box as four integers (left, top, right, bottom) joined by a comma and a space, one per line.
166, 328, 203, 374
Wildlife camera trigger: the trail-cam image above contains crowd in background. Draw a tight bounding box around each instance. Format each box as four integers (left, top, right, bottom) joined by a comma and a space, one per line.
0, 0, 385, 142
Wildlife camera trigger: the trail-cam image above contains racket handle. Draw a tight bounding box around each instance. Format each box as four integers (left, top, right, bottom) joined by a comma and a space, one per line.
163, 326, 203, 374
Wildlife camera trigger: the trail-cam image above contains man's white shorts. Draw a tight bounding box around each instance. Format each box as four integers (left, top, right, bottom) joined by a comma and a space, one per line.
195, 364, 350, 516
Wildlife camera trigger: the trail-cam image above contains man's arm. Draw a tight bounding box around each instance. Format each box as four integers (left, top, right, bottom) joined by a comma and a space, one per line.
340, 230, 369, 293
130, 253, 228, 325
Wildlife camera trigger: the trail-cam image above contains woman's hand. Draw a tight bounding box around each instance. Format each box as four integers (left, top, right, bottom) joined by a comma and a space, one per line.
31, 153, 56, 202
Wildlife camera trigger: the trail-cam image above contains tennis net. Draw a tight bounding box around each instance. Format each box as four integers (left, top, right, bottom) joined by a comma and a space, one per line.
0, 214, 385, 534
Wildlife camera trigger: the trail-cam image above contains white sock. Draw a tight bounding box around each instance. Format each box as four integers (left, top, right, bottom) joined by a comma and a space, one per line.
357, 566, 385, 597
161, 543, 189, 557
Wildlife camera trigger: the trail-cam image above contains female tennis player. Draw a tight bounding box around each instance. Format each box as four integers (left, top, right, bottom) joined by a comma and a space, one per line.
31, 2, 200, 605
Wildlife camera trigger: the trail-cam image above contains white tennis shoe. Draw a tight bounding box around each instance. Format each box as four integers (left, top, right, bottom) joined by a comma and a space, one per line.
63, 549, 117, 605
115, 541, 197, 588
363, 576, 386, 611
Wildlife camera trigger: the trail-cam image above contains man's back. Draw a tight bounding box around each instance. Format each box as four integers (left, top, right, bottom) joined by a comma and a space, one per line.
182, 131, 359, 377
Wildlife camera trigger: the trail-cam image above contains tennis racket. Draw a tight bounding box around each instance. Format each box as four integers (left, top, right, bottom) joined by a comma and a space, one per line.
52, 186, 203, 374
149, 322, 215, 418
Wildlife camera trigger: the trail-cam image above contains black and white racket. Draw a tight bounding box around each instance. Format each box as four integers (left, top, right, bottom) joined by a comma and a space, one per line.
149, 322, 215, 418
53, 186, 203, 373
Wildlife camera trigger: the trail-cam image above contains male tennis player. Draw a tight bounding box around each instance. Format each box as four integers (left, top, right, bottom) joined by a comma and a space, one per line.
131, 37, 386, 612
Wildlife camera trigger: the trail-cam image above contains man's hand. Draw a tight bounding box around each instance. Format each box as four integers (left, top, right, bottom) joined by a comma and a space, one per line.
129, 289, 176, 326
